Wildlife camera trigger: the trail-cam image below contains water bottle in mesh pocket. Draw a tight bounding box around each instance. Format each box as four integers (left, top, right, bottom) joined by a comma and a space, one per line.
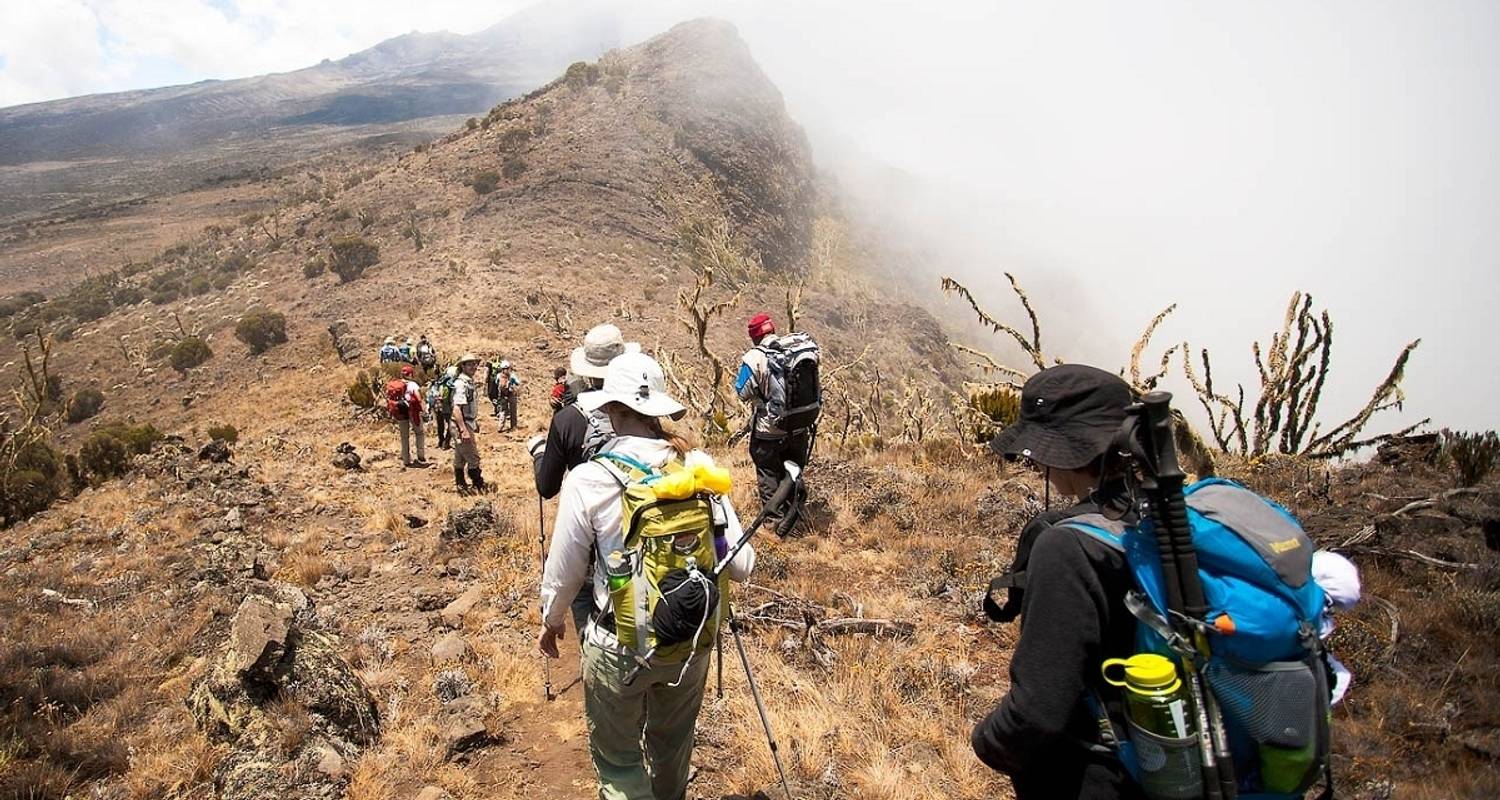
1204, 656, 1330, 794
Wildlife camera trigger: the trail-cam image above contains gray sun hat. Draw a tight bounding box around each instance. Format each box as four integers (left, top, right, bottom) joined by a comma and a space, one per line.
577, 351, 686, 421
570, 324, 641, 379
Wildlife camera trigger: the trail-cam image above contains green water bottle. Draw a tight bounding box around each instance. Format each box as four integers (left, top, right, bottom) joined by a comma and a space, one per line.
1102, 654, 1203, 800
605, 551, 632, 592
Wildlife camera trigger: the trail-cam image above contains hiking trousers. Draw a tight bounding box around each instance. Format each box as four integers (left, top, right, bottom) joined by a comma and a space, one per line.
582, 639, 710, 800
749, 431, 810, 518
453, 432, 480, 471
434, 411, 451, 448
397, 418, 426, 464
502, 391, 518, 430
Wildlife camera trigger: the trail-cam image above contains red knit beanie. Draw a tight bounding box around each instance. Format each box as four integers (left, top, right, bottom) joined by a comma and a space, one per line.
747, 313, 775, 341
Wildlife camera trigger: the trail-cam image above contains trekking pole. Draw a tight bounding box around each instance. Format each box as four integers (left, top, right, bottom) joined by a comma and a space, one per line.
716, 629, 725, 699
622, 462, 803, 687
1131, 393, 1235, 800
538, 494, 555, 702
727, 601, 795, 800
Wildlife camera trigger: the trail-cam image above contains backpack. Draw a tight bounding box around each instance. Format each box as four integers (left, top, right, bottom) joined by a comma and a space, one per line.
384, 379, 409, 419
579, 407, 614, 461
757, 332, 822, 433
592, 451, 732, 663
1062, 479, 1331, 800
417, 344, 437, 369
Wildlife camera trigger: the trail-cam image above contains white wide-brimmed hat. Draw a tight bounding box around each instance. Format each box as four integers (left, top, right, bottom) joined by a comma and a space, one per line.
570, 324, 641, 379
577, 351, 686, 421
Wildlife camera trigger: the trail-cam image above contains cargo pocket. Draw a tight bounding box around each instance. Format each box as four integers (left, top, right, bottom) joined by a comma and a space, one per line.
1204, 656, 1329, 795
1125, 720, 1203, 800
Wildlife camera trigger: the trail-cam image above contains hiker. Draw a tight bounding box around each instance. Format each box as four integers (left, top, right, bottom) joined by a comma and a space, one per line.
485, 356, 504, 417
537, 351, 755, 800
386, 365, 428, 468
530, 323, 635, 639
974, 364, 1333, 799
498, 360, 520, 431
1313, 548, 1361, 704
971, 365, 1147, 799
450, 354, 485, 493
735, 313, 821, 530
429, 366, 456, 450
416, 335, 438, 372
549, 366, 569, 412
400, 337, 416, 364
379, 336, 402, 363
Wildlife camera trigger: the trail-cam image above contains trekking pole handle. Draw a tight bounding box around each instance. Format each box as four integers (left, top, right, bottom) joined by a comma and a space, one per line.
622, 467, 800, 687
1139, 392, 1208, 620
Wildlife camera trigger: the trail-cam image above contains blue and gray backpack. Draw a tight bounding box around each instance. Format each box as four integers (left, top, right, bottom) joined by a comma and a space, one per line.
1063, 478, 1333, 800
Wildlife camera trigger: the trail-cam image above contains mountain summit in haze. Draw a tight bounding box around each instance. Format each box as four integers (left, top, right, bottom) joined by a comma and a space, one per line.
0, 3, 625, 224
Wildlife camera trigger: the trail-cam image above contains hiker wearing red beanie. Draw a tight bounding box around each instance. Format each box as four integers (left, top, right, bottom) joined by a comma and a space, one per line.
734, 314, 821, 531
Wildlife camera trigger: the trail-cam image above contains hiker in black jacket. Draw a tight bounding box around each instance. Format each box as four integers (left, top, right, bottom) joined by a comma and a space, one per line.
528, 323, 636, 638
972, 365, 1147, 800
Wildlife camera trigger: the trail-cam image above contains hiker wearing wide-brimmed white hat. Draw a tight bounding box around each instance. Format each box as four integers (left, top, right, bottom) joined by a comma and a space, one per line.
569, 323, 641, 381
530, 326, 642, 644
450, 352, 486, 494
538, 349, 755, 800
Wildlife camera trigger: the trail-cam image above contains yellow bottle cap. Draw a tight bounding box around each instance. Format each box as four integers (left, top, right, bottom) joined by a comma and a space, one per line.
1101, 654, 1179, 690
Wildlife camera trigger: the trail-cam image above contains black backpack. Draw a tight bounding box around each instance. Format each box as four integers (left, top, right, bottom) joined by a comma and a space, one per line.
760, 332, 822, 433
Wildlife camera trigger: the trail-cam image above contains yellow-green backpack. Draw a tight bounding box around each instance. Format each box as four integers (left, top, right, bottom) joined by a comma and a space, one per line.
594, 451, 733, 662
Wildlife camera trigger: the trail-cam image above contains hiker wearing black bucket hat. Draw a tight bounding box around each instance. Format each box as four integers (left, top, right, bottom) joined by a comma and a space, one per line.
538, 351, 756, 800
972, 364, 1147, 800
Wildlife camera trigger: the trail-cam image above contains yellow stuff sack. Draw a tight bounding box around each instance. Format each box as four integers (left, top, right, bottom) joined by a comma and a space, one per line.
594, 452, 734, 660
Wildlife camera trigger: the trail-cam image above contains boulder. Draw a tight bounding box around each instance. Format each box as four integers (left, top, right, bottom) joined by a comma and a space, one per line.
438, 695, 494, 757
226, 595, 293, 684
199, 439, 232, 463
328, 320, 361, 363
441, 502, 498, 543
332, 443, 361, 471
441, 585, 485, 629
432, 633, 470, 663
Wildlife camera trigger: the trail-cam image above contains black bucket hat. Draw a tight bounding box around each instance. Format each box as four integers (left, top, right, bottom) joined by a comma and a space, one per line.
989, 364, 1133, 470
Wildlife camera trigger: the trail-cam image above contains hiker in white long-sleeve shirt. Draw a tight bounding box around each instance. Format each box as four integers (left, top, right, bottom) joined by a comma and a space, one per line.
538, 351, 754, 800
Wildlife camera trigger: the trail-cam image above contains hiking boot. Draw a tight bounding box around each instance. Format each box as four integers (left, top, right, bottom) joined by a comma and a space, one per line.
454, 466, 469, 494
467, 468, 486, 492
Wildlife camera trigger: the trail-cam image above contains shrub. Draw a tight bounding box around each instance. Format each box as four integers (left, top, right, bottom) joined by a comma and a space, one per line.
207, 424, 239, 444
1442, 429, 1500, 487
471, 169, 500, 195
64, 388, 105, 424
219, 253, 252, 273
186, 274, 213, 296
0, 291, 45, 320
303, 258, 326, 279
466, 117, 478, 130
499, 127, 531, 150
348, 371, 376, 408
109, 285, 143, 307
150, 286, 181, 305
501, 156, 527, 180
968, 387, 1022, 444
77, 420, 163, 485
1, 437, 67, 525
234, 308, 288, 354
564, 61, 600, 90
169, 336, 213, 372
94, 422, 162, 454
329, 237, 380, 283
79, 432, 131, 482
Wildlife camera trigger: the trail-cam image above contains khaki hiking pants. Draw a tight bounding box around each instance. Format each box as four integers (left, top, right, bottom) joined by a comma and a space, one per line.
582, 639, 711, 800
397, 418, 426, 464
452, 432, 480, 471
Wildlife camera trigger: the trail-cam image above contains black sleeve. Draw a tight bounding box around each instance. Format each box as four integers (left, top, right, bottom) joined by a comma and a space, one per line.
972, 526, 1111, 774
532, 406, 586, 499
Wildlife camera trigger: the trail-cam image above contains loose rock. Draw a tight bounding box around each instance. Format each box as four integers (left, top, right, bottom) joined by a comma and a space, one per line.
441, 585, 485, 629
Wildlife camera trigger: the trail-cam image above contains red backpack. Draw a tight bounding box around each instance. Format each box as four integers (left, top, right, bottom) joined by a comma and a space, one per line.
385, 378, 409, 419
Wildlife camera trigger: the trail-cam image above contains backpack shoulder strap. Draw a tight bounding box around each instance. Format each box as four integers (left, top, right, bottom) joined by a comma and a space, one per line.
1056, 513, 1129, 552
